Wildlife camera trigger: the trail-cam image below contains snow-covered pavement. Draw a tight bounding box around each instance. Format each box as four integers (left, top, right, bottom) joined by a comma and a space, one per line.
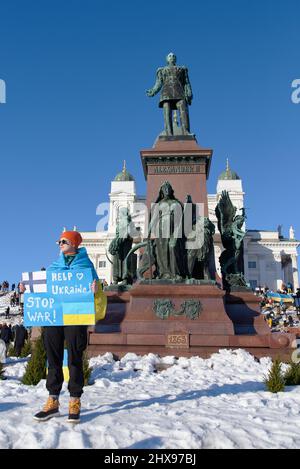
1, 349, 300, 449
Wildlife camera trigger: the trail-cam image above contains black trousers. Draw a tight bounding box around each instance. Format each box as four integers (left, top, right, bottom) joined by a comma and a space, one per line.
14, 344, 23, 357
43, 326, 88, 398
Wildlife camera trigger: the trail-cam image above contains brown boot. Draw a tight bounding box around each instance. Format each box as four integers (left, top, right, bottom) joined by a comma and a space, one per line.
67, 398, 81, 423
33, 397, 60, 421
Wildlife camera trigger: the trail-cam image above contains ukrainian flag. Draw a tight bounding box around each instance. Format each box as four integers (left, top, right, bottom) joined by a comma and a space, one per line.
62, 301, 95, 325
267, 292, 293, 303
47, 349, 69, 382
61, 281, 107, 325
94, 281, 107, 322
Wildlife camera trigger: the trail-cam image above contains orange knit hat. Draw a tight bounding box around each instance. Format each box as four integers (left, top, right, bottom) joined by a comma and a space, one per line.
60, 231, 82, 248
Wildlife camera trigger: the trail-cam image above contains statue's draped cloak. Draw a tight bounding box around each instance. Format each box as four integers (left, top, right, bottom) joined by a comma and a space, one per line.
150, 192, 186, 278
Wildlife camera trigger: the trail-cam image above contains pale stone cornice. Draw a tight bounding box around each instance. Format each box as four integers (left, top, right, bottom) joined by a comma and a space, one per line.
249, 241, 300, 248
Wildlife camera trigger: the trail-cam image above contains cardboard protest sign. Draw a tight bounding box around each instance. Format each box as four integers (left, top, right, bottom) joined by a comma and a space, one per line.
24, 293, 62, 326
23, 269, 95, 327
47, 269, 95, 325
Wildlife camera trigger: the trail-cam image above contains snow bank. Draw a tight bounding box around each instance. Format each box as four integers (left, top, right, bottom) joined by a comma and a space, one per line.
1, 349, 300, 449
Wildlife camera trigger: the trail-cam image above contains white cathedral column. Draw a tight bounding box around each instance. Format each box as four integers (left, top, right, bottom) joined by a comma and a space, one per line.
291, 254, 299, 289
258, 256, 266, 287
274, 253, 283, 290
243, 237, 250, 282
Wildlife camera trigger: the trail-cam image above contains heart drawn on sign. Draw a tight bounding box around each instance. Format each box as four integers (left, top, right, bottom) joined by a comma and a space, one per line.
76, 273, 84, 281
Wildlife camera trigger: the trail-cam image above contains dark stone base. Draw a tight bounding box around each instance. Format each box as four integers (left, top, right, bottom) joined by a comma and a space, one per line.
104, 284, 132, 292
157, 134, 196, 141
228, 286, 252, 293
139, 279, 184, 285
185, 279, 217, 286
139, 279, 216, 286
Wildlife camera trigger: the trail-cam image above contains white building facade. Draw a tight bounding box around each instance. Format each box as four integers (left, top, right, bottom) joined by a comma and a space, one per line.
81, 161, 300, 291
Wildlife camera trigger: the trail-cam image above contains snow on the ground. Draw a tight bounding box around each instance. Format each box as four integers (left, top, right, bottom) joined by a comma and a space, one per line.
1, 349, 300, 449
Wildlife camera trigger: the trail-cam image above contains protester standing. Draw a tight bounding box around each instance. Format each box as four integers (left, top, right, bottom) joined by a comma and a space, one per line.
20, 230, 99, 423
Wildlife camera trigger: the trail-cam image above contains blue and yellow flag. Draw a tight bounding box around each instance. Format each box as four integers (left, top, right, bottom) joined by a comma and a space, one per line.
267, 292, 293, 303
47, 349, 69, 382
94, 281, 107, 322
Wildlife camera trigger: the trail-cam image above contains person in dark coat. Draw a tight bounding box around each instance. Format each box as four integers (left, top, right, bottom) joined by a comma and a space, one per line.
0, 323, 13, 352
5, 306, 10, 319
295, 288, 300, 313
14, 324, 28, 356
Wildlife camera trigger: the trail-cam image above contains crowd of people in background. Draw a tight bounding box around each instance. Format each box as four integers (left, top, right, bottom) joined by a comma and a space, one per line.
254, 282, 296, 296
0, 281, 24, 314
0, 281, 28, 361
10, 290, 21, 307
0, 281, 18, 295
256, 282, 300, 331
0, 323, 28, 356
0, 281, 11, 293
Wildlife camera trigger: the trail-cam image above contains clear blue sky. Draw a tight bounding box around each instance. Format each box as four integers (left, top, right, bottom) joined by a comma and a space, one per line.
0, 0, 299, 284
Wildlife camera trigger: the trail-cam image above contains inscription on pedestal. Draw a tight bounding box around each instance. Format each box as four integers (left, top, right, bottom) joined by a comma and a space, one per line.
167, 332, 189, 349
148, 164, 203, 175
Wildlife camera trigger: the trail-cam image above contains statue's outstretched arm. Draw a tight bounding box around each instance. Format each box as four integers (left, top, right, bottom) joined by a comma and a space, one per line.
146, 69, 163, 97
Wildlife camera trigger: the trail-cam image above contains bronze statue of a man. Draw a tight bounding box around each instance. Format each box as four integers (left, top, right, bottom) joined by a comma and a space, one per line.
146, 52, 193, 136
108, 207, 136, 285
